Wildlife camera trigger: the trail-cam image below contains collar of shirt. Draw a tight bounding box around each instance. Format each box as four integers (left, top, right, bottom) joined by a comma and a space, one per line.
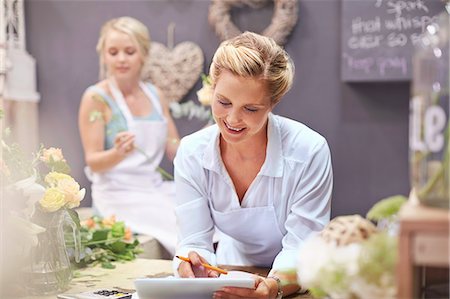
202, 113, 284, 177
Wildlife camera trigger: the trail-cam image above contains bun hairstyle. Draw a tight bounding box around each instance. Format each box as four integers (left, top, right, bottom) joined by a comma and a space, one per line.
209, 31, 294, 105
96, 16, 151, 79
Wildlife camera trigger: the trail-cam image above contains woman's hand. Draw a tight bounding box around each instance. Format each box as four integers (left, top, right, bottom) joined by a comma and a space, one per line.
114, 131, 135, 156
177, 251, 219, 278
213, 276, 278, 299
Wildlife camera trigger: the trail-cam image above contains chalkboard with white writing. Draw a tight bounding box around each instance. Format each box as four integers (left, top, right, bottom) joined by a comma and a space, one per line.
341, 0, 445, 82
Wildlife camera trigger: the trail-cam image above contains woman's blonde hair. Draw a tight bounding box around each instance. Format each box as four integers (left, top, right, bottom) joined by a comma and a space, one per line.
209, 31, 294, 105
96, 16, 151, 80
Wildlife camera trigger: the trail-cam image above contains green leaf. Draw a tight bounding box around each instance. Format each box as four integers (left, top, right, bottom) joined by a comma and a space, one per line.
201, 73, 211, 85
101, 261, 116, 269
89, 110, 104, 123
91, 229, 110, 242
358, 233, 397, 286
309, 287, 327, 298
109, 241, 127, 254
366, 195, 407, 221
47, 158, 71, 174
111, 221, 125, 238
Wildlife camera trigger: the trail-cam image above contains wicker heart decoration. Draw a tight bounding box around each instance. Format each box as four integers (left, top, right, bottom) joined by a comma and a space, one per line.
209, 0, 299, 46
144, 41, 204, 102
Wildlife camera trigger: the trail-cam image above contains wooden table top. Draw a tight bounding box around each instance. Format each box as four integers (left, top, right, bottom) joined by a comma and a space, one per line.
21, 259, 311, 299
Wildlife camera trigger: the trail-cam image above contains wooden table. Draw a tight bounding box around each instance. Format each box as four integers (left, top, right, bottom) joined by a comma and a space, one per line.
397, 199, 450, 299
23, 259, 311, 299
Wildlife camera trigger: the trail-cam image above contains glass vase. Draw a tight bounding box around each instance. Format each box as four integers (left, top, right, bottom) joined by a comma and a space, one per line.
409, 4, 450, 209
23, 209, 81, 295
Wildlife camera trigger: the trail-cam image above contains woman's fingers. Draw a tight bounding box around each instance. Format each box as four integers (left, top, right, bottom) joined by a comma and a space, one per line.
213, 289, 257, 299
187, 251, 203, 266
196, 255, 219, 278
114, 132, 135, 155
122, 138, 135, 152
178, 261, 196, 278
115, 131, 132, 141
213, 276, 270, 298
206, 268, 220, 278
114, 132, 134, 145
187, 251, 211, 278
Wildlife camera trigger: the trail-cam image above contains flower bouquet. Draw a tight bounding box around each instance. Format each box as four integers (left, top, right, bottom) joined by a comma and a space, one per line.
2, 141, 85, 295
297, 214, 398, 299
68, 215, 142, 270
169, 73, 213, 122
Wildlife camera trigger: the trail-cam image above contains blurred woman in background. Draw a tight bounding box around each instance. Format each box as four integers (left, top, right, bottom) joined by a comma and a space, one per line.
79, 16, 179, 255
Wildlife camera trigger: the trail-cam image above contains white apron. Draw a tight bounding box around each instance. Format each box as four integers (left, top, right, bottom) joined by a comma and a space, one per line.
210, 191, 284, 267
86, 80, 177, 254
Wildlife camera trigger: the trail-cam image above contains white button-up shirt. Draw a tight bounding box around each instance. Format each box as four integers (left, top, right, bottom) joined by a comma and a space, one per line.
173, 113, 332, 273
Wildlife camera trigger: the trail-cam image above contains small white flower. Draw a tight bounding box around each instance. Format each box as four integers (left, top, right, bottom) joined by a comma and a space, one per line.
12, 173, 46, 218
196, 83, 213, 106
8, 213, 46, 250
297, 236, 332, 286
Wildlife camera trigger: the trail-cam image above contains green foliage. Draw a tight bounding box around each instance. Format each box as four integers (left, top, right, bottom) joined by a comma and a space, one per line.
366, 195, 407, 221
1, 139, 72, 186
201, 73, 211, 85
46, 156, 71, 174
298, 231, 398, 298
309, 287, 328, 298
1, 140, 35, 182
318, 264, 351, 297
358, 233, 397, 286
67, 216, 142, 269
89, 110, 104, 123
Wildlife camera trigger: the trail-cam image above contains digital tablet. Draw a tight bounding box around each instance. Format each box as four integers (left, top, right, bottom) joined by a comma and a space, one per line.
134, 274, 255, 299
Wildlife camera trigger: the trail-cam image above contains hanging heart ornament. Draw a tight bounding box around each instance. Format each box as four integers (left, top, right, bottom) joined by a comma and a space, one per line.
143, 41, 204, 103
209, 0, 299, 46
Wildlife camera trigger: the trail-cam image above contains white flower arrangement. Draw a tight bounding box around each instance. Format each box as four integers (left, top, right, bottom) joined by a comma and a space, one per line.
297, 217, 398, 299
170, 74, 214, 123
196, 73, 214, 106
4, 146, 85, 215
2, 142, 86, 253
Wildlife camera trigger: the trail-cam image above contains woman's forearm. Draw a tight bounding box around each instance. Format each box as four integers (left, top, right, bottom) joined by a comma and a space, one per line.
85, 148, 126, 172
271, 270, 300, 298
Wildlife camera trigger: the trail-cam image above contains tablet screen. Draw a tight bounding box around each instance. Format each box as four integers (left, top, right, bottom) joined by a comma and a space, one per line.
134, 271, 255, 299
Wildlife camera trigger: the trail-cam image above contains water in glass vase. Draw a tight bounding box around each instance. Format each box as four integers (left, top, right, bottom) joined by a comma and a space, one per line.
23, 209, 81, 295
24, 264, 72, 295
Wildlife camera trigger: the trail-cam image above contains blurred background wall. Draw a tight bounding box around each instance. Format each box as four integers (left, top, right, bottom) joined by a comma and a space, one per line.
24, 0, 411, 217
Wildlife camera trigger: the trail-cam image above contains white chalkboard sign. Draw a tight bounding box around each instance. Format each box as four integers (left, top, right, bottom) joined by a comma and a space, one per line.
341, 0, 445, 82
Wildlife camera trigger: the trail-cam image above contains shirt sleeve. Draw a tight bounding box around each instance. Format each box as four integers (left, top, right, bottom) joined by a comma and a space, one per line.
272, 140, 333, 272
172, 139, 217, 275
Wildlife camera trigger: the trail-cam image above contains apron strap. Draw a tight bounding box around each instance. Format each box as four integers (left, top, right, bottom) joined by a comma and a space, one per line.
107, 79, 167, 127
139, 82, 165, 118
108, 79, 135, 125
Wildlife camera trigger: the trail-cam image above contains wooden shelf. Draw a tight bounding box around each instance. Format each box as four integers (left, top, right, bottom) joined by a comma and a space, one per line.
397, 199, 449, 299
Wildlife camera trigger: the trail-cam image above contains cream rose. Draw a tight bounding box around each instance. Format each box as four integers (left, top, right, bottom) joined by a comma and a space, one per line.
45, 172, 72, 187
40, 147, 65, 163
196, 83, 214, 106
39, 188, 66, 212
43, 172, 85, 210
58, 179, 85, 209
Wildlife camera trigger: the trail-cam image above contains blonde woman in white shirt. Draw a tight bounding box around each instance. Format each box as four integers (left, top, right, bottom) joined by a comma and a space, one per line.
174, 32, 333, 298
